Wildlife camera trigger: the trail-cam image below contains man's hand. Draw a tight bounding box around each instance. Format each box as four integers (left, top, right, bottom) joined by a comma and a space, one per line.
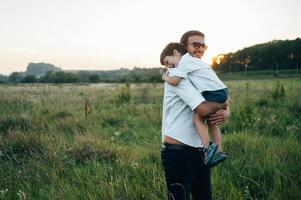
208, 107, 230, 125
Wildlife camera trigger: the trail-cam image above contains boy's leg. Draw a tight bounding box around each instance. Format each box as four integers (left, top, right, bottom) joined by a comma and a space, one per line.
194, 113, 218, 164
209, 124, 222, 152
208, 124, 228, 168
194, 113, 209, 147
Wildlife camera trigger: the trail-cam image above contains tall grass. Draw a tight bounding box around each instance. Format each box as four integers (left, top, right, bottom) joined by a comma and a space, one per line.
0, 79, 300, 199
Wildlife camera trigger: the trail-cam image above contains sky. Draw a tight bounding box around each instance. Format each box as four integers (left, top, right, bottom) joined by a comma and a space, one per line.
0, 0, 300, 75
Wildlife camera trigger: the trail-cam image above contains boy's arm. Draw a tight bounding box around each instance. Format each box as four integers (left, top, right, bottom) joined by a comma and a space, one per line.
163, 68, 185, 86
164, 75, 183, 86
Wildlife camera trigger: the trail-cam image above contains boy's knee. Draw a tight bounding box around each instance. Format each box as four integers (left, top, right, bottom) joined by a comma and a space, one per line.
194, 113, 202, 120
195, 104, 210, 117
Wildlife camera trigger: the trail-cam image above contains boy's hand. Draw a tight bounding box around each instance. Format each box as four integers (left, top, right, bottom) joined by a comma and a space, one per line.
208, 107, 230, 125
162, 73, 169, 81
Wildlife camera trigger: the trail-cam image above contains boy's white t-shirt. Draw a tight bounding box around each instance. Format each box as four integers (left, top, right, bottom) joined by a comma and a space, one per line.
168, 53, 227, 93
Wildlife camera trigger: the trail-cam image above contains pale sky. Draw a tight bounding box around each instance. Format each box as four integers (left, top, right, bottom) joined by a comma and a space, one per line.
0, 0, 300, 75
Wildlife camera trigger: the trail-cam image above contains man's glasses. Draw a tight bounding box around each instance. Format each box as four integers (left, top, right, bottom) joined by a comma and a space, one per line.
188, 42, 207, 49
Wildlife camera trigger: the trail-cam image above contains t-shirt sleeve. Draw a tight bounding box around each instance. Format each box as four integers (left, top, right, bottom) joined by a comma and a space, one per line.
168, 68, 187, 78
174, 78, 205, 110
178, 56, 208, 73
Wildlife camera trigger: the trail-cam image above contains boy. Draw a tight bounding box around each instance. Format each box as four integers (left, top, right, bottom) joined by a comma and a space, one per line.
160, 42, 228, 166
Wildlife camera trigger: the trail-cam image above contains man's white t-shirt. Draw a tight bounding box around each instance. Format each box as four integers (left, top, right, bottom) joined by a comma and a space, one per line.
162, 78, 205, 147
169, 53, 227, 93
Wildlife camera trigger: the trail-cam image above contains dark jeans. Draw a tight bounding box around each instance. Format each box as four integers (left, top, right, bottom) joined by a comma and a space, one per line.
161, 144, 212, 200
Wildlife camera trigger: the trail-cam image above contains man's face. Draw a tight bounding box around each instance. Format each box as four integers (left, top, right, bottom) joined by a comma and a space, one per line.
163, 55, 181, 68
186, 35, 207, 59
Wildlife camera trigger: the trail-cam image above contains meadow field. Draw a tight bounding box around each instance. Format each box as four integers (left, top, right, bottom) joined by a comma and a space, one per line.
0, 78, 301, 200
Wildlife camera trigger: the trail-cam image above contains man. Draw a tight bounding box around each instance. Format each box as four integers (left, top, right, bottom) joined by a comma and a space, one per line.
161, 30, 230, 200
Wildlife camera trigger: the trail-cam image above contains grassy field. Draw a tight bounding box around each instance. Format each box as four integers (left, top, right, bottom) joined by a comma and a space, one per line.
0, 78, 301, 200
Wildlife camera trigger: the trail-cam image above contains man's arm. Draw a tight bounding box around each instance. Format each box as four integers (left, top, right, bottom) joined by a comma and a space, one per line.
174, 76, 228, 119
208, 107, 230, 125
194, 101, 228, 118
174, 78, 227, 117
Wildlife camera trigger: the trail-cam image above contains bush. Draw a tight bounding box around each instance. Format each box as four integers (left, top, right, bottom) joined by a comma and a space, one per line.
135, 86, 153, 104
57, 118, 87, 135
0, 131, 45, 165
0, 115, 32, 134
21, 75, 37, 83
270, 81, 285, 101
53, 110, 73, 119
115, 84, 131, 106
289, 98, 301, 117
89, 75, 100, 83
65, 137, 116, 163
255, 98, 269, 107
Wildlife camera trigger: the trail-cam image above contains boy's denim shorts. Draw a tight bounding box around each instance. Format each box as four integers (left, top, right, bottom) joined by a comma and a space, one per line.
202, 88, 228, 103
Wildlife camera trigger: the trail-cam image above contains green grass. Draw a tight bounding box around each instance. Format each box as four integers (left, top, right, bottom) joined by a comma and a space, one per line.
0, 79, 300, 199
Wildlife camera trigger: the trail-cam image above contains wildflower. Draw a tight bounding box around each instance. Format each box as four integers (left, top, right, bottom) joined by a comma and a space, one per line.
114, 131, 121, 136
17, 190, 27, 200
0, 189, 8, 196
131, 162, 139, 169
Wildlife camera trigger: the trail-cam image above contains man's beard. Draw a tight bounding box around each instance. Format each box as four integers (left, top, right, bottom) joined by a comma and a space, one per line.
194, 50, 204, 58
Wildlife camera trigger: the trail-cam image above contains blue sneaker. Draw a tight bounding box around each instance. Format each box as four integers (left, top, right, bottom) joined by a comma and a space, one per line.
208, 152, 227, 168
203, 143, 218, 165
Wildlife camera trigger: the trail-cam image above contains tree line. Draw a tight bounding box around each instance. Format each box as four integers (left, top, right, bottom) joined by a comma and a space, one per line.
212, 38, 301, 73
4, 68, 163, 84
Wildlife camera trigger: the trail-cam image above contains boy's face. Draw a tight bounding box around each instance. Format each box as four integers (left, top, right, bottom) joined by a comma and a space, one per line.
163, 55, 181, 68
186, 35, 207, 59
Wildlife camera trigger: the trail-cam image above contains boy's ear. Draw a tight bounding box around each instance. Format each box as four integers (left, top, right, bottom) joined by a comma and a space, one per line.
173, 49, 181, 56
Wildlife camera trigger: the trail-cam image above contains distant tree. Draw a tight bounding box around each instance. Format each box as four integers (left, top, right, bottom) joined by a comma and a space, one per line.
0, 74, 8, 83
52, 71, 80, 83
37, 67, 163, 83
77, 71, 90, 82
88, 74, 100, 83
21, 75, 37, 83
39, 71, 80, 83
39, 71, 53, 83
8, 72, 23, 83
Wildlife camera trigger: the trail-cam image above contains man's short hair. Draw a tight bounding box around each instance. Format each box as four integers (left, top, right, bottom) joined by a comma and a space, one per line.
180, 30, 205, 47
160, 42, 187, 65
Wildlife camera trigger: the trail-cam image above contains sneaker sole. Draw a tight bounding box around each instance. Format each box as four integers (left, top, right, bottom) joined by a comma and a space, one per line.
208, 156, 227, 168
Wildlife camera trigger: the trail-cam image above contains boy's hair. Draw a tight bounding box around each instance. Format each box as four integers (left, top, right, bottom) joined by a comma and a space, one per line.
180, 30, 205, 47
160, 42, 187, 65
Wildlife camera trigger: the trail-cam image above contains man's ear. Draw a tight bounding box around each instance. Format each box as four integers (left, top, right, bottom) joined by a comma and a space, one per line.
173, 49, 181, 56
